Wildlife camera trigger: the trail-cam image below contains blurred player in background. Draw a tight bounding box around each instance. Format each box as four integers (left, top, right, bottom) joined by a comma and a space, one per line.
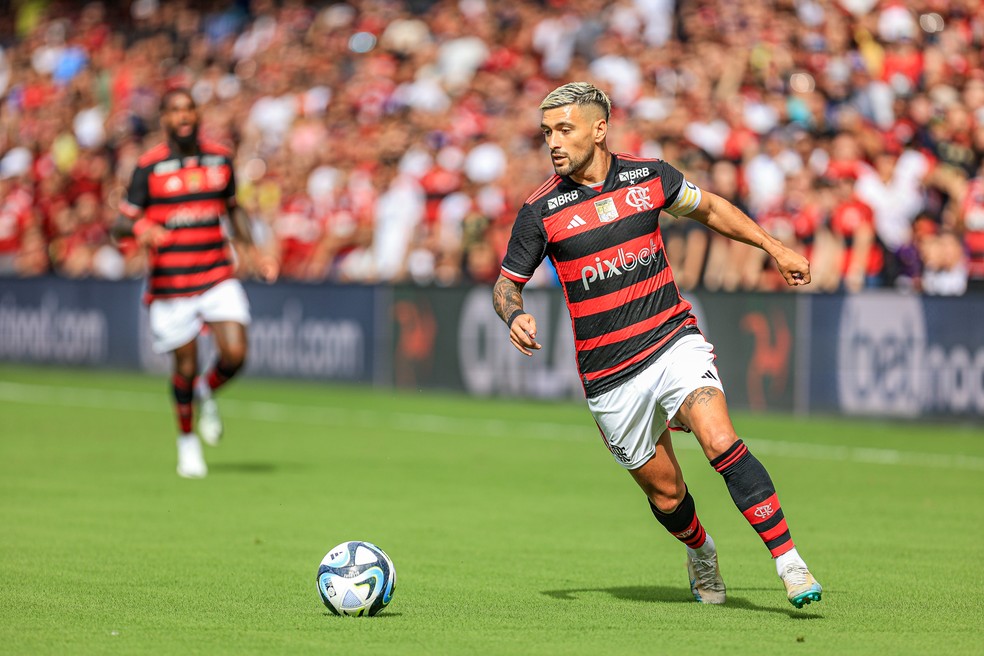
493, 82, 822, 608
114, 88, 278, 479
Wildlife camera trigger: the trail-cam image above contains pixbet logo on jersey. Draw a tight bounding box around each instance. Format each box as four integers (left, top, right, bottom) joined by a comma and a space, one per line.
580, 237, 661, 290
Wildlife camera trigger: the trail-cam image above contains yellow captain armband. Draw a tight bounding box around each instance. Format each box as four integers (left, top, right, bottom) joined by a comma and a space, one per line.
664, 180, 702, 217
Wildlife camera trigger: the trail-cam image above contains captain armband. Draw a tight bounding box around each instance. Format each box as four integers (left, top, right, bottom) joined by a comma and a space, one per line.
663, 180, 703, 217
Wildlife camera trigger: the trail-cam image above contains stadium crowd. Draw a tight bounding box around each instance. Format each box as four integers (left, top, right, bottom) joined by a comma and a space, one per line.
0, 0, 982, 294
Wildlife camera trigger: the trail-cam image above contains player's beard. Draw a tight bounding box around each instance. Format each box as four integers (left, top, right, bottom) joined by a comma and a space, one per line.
552, 148, 590, 177
170, 125, 199, 151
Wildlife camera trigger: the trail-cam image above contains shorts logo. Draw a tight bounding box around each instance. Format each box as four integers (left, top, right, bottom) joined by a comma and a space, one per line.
548, 190, 580, 210
618, 167, 650, 182
625, 186, 654, 211
753, 503, 774, 519
608, 444, 631, 464
594, 197, 619, 223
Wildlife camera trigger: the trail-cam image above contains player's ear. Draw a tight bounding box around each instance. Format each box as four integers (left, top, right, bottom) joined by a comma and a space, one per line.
593, 118, 607, 144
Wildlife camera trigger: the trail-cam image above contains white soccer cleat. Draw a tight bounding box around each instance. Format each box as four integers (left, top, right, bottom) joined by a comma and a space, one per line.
176, 433, 207, 479
779, 561, 822, 608
197, 398, 223, 447
687, 546, 726, 604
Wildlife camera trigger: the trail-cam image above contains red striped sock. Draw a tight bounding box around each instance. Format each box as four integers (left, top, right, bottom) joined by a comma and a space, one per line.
711, 439, 794, 558
205, 359, 241, 393
171, 374, 194, 434
649, 488, 708, 550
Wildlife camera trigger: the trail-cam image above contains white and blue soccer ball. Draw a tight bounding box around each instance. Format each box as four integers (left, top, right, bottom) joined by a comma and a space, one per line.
316, 541, 396, 617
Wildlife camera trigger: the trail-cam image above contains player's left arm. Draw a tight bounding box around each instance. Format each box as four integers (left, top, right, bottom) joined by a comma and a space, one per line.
227, 202, 279, 282
669, 184, 811, 287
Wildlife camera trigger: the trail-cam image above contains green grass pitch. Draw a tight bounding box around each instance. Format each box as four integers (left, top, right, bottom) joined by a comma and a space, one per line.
1, 364, 983, 655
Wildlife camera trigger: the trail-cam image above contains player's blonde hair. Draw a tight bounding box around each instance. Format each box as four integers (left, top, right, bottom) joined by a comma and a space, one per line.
539, 82, 612, 121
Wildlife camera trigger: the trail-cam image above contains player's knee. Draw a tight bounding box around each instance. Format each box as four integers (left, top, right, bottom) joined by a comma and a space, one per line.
222, 343, 248, 369
174, 358, 197, 380
648, 482, 686, 513
702, 432, 739, 460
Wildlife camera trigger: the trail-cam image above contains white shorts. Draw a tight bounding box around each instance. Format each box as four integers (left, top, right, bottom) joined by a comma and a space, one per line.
148, 279, 251, 354
587, 334, 725, 470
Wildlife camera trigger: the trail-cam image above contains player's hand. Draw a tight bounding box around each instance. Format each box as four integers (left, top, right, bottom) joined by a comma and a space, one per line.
135, 223, 172, 248
254, 251, 280, 283
509, 313, 542, 357
774, 248, 811, 287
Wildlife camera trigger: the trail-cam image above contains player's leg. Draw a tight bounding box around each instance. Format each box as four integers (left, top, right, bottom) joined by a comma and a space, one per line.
196, 280, 252, 445
588, 363, 724, 604
628, 429, 725, 604
202, 319, 248, 393
148, 295, 208, 478
195, 320, 246, 446
673, 387, 822, 608
173, 339, 207, 478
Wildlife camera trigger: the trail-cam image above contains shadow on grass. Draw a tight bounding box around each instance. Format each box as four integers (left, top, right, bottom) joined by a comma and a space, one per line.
321, 611, 404, 619
208, 462, 278, 474
542, 586, 823, 619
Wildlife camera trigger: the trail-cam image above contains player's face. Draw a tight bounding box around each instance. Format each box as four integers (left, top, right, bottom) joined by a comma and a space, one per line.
541, 104, 605, 178
161, 93, 199, 146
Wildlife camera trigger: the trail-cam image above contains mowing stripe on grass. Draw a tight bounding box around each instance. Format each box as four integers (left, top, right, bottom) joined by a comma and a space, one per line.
1, 381, 983, 472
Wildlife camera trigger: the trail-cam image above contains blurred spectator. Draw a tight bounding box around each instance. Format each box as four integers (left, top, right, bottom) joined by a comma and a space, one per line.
828, 168, 882, 292
921, 229, 969, 296
0, 147, 41, 275
959, 160, 984, 290
0, 0, 981, 296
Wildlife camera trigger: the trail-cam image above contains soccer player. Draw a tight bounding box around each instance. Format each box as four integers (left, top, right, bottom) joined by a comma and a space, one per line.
115, 88, 277, 479
493, 82, 822, 608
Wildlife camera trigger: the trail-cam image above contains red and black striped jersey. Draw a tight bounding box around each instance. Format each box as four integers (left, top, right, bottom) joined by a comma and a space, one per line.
121, 140, 236, 303
500, 154, 699, 398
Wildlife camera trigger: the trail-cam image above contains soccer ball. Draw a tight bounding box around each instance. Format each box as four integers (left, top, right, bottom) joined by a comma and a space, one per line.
316, 541, 396, 617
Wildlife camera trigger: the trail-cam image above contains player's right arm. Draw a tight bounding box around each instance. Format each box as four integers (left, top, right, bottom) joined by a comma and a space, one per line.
494, 204, 548, 357
112, 163, 171, 248
493, 275, 541, 356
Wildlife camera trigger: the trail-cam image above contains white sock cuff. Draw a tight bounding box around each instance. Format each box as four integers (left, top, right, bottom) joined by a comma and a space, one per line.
775, 547, 804, 574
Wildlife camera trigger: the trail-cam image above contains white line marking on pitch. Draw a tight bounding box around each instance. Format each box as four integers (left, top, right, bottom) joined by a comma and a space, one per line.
1, 381, 982, 472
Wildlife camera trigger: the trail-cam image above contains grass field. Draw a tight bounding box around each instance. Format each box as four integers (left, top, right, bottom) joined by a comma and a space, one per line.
1, 364, 983, 655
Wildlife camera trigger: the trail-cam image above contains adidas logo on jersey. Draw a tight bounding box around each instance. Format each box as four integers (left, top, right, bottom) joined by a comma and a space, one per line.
701, 369, 718, 381
566, 215, 586, 229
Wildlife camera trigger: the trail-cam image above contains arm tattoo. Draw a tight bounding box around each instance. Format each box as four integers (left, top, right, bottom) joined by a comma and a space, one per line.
683, 387, 720, 410
492, 276, 525, 324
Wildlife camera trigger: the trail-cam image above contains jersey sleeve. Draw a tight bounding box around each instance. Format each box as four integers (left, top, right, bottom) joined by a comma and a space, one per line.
223, 157, 237, 204
500, 204, 548, 283
120, 165, 150, 219
653, 160, 685, 211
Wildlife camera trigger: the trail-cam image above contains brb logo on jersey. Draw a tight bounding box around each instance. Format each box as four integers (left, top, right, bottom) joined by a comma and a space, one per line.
580, 237, 661, 290
548, 190, 580, 210
618, 167, 650, 182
